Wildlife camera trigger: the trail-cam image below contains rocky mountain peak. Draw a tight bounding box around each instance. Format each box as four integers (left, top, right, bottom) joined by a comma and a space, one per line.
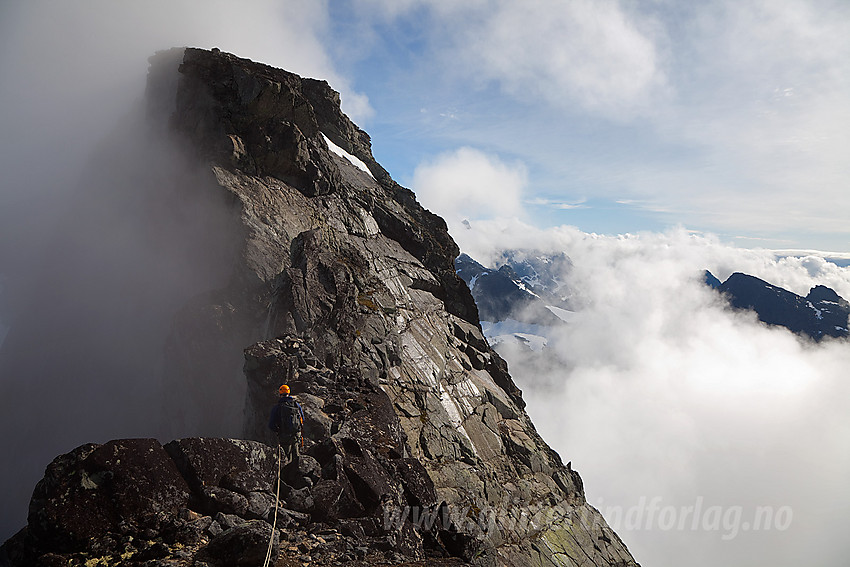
1, 48, 637, 567
165, 47, 383, 193
170, 47, 474, 324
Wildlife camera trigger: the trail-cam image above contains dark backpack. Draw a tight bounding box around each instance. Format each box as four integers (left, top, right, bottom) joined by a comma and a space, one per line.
278, 397, 302, 437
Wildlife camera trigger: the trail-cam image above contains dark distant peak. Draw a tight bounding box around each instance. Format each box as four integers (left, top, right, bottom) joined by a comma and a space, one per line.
704, 270, 722, 288
715, 272, 849, 341
719, 272, 799, 302
456, 252, 483, 268
807, 285, 849, 307
718, 272, 805, 309
722, 271, 777, 289
455, 253, 488, 286
497, 263, 521, 280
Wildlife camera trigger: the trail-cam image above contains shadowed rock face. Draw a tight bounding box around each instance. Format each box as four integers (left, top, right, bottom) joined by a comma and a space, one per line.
1, 48, 638, 566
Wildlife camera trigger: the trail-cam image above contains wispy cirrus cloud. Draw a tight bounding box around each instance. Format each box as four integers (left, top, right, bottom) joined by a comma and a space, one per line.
526, 197, 588, 210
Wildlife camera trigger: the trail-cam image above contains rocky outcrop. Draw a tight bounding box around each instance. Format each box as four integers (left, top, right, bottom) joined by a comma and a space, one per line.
1, 48, 637, 566
0, 437, 427, 566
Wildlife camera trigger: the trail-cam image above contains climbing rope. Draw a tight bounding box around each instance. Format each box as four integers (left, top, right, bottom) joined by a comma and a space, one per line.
263, 445, 282, 567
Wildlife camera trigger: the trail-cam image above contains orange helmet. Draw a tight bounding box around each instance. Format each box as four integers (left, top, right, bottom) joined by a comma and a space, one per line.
279, 384, 290, 395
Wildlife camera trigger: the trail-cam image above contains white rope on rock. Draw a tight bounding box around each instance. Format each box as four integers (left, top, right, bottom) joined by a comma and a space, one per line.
262, 445, 282, 567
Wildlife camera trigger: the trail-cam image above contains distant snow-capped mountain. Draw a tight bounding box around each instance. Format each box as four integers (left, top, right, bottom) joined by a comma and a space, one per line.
458, 251, 850, 352
455, 251, 578, 351
455, 251, 576, 323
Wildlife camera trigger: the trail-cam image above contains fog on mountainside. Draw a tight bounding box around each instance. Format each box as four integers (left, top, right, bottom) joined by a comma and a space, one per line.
0, 55, 249, 542
453, 225, 850, 567
1, 9, 358, 545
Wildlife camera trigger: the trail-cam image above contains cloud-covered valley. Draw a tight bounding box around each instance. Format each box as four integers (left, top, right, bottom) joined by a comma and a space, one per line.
450, 220, 850, 567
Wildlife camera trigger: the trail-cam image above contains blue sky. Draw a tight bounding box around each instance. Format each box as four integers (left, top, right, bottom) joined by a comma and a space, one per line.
320, 0, 850, 252
2, 0, 849, 252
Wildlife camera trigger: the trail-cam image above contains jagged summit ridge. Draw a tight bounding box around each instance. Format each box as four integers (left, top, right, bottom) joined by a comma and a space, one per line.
1, 48, 638, 567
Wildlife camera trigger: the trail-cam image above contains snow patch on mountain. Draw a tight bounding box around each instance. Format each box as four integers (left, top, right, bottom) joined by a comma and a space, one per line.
482, 319, 550, 352
321, 133, 374, 178
514, 280, 540, 298
469, 272, 487, 289
545, 305, 577, 323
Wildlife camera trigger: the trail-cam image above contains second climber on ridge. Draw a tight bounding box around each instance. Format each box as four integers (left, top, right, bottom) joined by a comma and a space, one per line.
268, 384, 304, 466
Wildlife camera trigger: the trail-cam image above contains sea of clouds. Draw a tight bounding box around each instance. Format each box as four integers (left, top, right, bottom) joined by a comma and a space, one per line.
450, 219, 850, 567
408, 106, 850, 563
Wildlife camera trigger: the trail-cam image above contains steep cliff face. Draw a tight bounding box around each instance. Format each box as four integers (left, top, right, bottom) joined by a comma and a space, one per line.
1, 48, 637, 566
